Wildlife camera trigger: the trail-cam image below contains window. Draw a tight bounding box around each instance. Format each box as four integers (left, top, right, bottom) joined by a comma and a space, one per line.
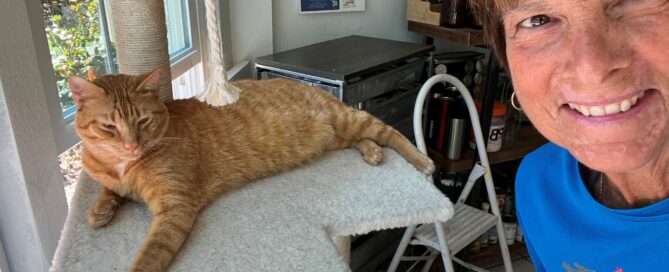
41, 0, 202, 119
166, 0, 192, 57
41, 0, 205, 153
41, 0, 118, 119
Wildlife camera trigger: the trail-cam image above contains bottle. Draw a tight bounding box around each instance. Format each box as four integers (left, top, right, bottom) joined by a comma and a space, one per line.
502, 185, 517, 245
440, 0, 468, 27
488, 226, 498, 245
487, 103, 507, 152
444, 96, 467, 160
469, 101, 507, 152
503, 186, 514, 218
503, 217, 517, 246
470, 240, 481, 254
425, 84, 451, 151
515, 224, 524, 243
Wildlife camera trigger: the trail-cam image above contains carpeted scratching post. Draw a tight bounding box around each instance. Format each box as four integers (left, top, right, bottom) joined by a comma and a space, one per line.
110, 0, 173, 101
51, 149, 453, 271
110, 0, 240, 105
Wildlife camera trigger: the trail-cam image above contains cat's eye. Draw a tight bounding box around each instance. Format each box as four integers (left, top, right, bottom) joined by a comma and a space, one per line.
137, 117, 150, 126
101, 123, 116, 130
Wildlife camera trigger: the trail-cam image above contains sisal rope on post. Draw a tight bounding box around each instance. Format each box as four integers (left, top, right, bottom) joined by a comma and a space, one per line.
110, 0, 173, 102
199, 0, 241, 106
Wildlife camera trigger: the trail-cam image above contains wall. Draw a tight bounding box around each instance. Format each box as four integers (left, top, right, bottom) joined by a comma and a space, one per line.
271, 0, 422, 52
0, 0, 69, 271
229, 0, 274, 65
232, 1, 485, 67
0, 239, 8, 272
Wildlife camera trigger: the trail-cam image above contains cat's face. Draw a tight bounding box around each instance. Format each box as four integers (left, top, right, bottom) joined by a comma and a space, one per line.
69, 69, 169, 161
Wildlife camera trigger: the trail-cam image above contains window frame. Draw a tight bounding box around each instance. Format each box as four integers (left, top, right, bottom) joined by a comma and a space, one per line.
49, 0, 205, 154
169, 0, 203, 81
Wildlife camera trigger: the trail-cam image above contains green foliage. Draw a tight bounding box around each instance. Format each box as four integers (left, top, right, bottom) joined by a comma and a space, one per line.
41, 0, 116, 113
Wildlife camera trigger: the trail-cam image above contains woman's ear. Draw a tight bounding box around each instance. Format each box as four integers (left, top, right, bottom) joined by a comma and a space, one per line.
136, 68, 165, 96
68, 76, 105, 107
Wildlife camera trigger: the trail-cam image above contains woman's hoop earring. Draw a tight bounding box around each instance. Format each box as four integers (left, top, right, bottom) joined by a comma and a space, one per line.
511, 91, 522, 111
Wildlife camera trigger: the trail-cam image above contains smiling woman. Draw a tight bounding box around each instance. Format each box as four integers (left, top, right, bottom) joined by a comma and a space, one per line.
469, 0, 669, 271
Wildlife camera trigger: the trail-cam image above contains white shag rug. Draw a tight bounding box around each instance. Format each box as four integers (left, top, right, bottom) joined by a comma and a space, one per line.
51, 149, 453, 272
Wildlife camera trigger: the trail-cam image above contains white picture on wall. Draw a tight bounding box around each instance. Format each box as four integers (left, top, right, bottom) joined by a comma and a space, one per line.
299, 0, 365, 14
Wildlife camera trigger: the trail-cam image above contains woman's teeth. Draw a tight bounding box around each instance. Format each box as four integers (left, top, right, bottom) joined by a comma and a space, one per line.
568, 91, 645, 117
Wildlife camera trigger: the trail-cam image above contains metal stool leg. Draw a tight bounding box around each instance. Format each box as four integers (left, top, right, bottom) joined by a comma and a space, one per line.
387, 225, 418, 272
434, 222, 455, 272
420, 250, 440, 272
495, 219, 514, 272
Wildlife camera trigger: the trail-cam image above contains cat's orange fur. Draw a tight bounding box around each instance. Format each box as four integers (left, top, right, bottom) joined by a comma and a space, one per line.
69, 69, 434, 272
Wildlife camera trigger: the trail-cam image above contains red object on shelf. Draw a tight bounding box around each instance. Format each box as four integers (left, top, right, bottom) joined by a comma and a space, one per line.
436, 98, 450, 151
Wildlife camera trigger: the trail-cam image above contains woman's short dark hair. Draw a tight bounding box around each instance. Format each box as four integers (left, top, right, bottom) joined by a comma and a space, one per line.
468, 0, 512, 67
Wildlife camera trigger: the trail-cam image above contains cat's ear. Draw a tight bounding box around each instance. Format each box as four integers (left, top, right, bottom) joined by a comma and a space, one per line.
68, 76, 105, 107
136, 68, 165, 95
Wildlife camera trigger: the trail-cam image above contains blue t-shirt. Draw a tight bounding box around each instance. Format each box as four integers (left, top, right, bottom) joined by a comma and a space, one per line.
516, 143, 669, 272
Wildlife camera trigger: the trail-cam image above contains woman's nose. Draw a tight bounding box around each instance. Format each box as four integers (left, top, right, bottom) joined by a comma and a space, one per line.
569, 22, 632, 87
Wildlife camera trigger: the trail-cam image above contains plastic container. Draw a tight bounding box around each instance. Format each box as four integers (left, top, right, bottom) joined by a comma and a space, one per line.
503, 222, 517, 246
487, 103, 507, 152
470, 102, 507, 152
515, 224, 524, 242
478, 203, 490, 247
488, 228, 498, 245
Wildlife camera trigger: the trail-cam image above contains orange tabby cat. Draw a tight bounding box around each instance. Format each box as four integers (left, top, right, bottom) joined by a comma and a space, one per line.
69, 68, 434, 272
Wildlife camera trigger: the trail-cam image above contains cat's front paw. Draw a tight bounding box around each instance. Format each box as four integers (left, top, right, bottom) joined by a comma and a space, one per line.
88, 204, 117, 229
413, 155, 435, 175
362, 145, 384, 165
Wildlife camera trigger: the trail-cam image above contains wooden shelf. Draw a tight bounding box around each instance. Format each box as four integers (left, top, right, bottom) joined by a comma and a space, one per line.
428, 126, 547, 172
408, 21, 485, 46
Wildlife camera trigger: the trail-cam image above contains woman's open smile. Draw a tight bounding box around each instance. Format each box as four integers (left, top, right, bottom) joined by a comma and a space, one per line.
505, 0, 669, 175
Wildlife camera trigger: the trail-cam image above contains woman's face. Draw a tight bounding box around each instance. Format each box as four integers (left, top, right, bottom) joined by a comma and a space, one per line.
504, 0, 669, 173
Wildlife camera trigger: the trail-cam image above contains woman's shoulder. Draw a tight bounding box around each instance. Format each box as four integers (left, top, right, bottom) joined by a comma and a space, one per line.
518, 142, 574, 177
516, 142, 579, 196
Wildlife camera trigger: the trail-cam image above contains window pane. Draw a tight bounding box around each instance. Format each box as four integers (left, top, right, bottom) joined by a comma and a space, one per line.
41, 0, 117, 118
42, 0, 193, 118
165, 0, 192, 57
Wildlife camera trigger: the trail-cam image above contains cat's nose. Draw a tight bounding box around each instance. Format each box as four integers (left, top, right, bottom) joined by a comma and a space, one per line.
124, 143, 138, 154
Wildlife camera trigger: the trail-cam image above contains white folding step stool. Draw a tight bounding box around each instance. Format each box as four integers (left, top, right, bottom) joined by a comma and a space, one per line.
387, 74, 514, 272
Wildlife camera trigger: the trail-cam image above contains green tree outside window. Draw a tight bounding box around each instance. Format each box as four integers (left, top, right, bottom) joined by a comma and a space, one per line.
41, 0, 117, 116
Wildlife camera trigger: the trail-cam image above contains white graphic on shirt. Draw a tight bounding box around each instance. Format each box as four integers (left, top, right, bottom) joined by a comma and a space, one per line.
562, 262, 596, 272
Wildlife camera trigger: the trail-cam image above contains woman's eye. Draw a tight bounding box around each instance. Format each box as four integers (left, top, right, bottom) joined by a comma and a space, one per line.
102, 123, 116, 130
518, 14, 551, 28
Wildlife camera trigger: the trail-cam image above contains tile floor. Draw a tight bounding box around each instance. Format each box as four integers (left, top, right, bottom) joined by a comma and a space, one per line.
488, 258, 535, 272
469, 242, 536, 272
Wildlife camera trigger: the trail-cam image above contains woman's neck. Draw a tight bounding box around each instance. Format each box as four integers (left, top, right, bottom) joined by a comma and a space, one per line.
604, 172, 669, 209
601, 154, 669, 209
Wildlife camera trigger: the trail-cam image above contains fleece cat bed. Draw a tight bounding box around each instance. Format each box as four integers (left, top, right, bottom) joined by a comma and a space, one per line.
51, 149, 453, 271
